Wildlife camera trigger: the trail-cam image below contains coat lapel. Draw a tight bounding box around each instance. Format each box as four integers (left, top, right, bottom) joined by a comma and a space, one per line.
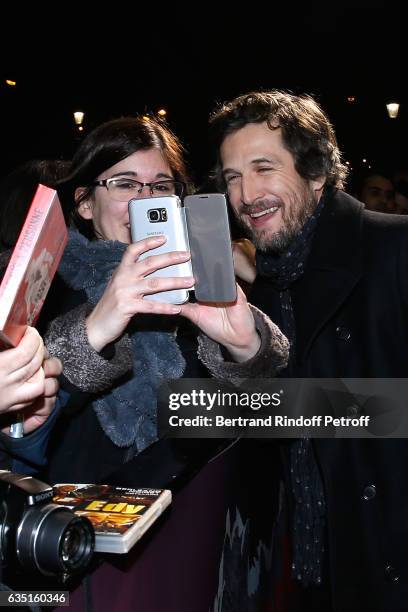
292, 191, 364, 364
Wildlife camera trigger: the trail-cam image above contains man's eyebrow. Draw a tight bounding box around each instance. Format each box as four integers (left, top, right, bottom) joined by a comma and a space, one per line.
222, 157, 281, 175
251, 157, 280, 165
251, 157, 276, 164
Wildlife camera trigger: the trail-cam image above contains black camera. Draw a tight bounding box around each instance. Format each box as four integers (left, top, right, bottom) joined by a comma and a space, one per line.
0, 471, 94, 578
148, 208, 167, 222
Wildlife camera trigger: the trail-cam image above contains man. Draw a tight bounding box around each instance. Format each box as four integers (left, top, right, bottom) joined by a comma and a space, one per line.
359, 172, 395, 213
210, 91, 408, 612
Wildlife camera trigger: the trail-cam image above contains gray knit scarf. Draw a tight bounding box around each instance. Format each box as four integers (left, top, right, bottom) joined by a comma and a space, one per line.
58, 229, 185, 452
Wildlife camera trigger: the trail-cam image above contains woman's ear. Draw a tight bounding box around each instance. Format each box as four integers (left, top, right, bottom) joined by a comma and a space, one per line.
75, 188, 93, 220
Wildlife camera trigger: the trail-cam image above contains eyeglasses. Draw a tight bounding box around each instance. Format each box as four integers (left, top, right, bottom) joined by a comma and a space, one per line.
92, 177, 185, 201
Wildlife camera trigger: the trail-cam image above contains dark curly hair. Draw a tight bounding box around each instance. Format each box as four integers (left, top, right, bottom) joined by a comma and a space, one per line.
209, 90, 348, 191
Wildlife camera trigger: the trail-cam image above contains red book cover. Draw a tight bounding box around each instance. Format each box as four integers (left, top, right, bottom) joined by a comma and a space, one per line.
0, 184, 68, 349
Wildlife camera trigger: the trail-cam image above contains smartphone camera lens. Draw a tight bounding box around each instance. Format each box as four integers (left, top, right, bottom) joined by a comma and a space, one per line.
161, 209, 167, 222
148, 209, 160, 222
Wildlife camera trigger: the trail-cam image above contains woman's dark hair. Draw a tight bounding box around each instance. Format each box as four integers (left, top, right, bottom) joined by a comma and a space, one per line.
209, 90, 348, 191
0, 159, 70, 252
58, 117, 190, 239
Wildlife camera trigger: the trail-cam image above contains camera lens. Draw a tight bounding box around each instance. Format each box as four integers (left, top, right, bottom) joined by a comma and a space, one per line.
148, 209, 160, 222
59, 519, 94, 570
17, 504, 94, 576
61, 525, 82, 562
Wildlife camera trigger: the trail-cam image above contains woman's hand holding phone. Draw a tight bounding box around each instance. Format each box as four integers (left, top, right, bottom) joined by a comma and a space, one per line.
85, 237, 194, 352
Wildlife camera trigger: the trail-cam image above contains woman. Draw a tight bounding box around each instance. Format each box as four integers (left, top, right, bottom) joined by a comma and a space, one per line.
45, 116, 289, 483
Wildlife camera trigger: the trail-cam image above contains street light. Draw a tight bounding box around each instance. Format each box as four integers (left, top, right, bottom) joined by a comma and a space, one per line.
73, 111, 85, 128
386, 102, 400, 119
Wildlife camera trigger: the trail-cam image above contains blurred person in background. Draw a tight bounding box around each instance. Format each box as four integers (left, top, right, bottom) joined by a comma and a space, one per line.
393, 168, 408, 214
357, 171, 395, 213
0, 159, 70, 252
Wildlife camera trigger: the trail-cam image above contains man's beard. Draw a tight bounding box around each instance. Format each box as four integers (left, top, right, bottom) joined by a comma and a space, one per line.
233, 185, 319, 255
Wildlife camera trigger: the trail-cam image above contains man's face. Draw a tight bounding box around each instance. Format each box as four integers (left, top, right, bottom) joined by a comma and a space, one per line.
360, 175, 395, 213
220, 122, 325, 253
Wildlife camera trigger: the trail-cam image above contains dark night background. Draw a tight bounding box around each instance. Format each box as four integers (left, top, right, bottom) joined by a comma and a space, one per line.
1, 2, 405, 187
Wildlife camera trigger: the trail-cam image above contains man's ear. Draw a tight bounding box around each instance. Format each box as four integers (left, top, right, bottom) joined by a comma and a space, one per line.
311, 176, 326, 194
75, 188, 93, 220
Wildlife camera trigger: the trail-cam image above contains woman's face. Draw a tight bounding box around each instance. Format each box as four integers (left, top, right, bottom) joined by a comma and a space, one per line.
78, 148, 174, 243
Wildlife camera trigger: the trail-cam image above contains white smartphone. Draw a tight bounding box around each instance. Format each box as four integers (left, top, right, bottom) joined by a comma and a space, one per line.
128, 195, 193, 304
184, 194, 237, 303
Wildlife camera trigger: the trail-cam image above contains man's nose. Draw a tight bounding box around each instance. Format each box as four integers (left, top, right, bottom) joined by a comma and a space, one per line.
241, 175, 263, 206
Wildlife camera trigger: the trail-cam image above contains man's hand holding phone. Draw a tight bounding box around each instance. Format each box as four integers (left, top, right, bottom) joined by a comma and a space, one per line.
180, 284, 261, 362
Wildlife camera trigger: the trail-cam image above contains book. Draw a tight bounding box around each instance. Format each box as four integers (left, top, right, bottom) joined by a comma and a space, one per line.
0, 184, 68, 349
53, 484, 172, 554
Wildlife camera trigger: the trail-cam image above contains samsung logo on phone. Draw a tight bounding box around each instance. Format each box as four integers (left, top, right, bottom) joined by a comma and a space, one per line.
146, 231, 164, 236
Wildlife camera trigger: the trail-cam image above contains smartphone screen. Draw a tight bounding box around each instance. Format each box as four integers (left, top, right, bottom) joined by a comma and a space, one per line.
128, 195, 192, 304
184, 194, 237, 303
